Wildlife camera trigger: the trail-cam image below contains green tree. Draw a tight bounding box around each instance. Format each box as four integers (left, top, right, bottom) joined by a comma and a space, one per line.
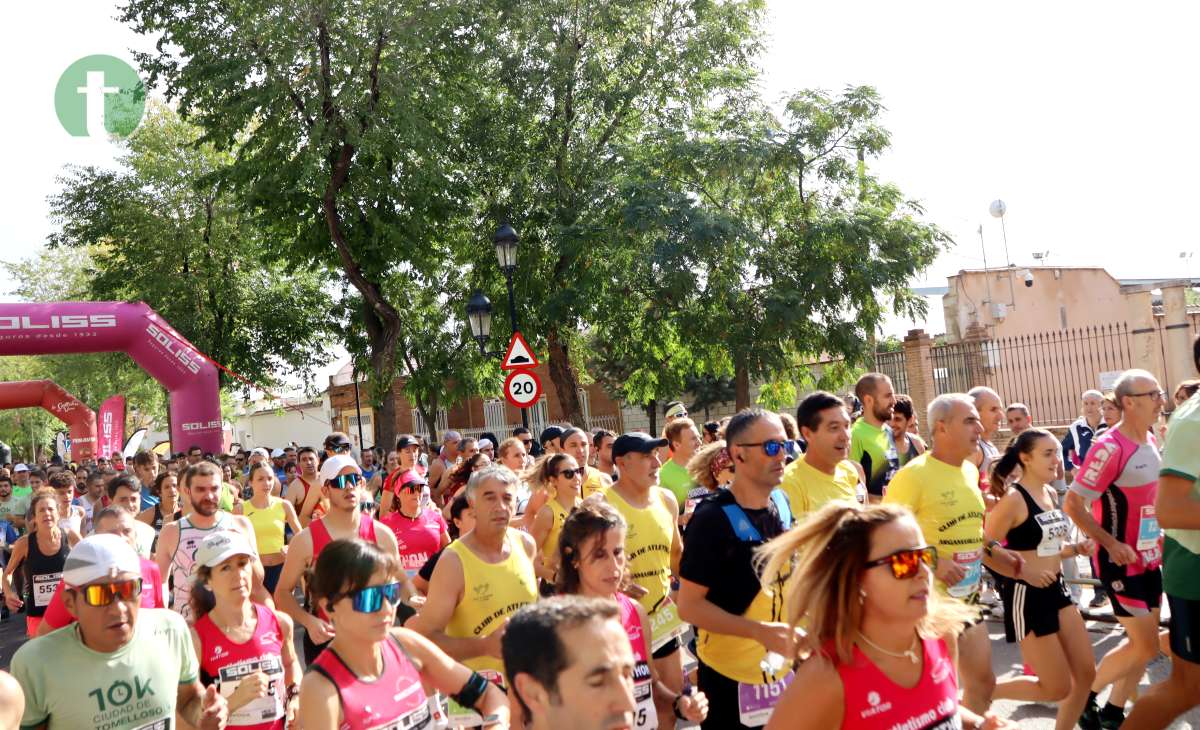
686, 375, 737, 421
47, 103, 336, 391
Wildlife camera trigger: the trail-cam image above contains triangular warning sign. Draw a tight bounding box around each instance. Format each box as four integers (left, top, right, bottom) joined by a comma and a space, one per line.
502, 331, 539, 370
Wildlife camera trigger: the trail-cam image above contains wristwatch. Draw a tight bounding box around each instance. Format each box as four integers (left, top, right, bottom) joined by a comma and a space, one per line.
984, 539, 1002, 558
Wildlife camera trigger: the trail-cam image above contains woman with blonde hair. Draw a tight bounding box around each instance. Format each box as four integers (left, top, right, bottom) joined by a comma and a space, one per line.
681, 440, 734, 524
758, 502, 1013, 730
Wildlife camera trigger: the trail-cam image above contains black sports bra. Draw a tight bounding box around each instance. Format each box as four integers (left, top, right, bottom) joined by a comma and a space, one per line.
1005, 483, 1069, 557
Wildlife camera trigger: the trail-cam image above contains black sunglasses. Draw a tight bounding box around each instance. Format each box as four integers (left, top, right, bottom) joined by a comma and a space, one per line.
556, 467, 585, 479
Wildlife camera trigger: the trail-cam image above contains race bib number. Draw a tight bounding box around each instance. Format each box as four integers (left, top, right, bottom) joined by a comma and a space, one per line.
648, 598, 687, 652
1137, 504, 1161, 552
947, 550, 982, 599
633, 679, 658, 729
1035, 510, 1070, 557
737, 671, 793, 726
33, 572, 60, 608
217, 656, 284, 725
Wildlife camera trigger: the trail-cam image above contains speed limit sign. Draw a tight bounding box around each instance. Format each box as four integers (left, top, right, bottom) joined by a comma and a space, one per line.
504, 369, 542, 409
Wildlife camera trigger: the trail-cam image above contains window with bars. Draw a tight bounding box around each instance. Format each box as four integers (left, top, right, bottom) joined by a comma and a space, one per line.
410, 408, 448, 435
484, 400, 507, 432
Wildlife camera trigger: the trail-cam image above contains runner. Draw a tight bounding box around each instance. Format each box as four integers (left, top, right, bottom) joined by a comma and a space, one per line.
427, 430, 463, 500
539, 426, 564, 457
137, 471, 184, 533
274, 452, 406, 664
1125, 339, 1200, 728
38, 505, 166, 636
132, 450, 161, 509
46, 471, 83, 547
11, 463, 31, 499
157, 461, 269, 623
604, 432, 686, 729
888, 394, 926, 465
3, 491, 69, 636
529, 453, 583, 588
968, 386, 1005, 502
594, 429, 617, 480
236, 462, 302, 593
0, 472, 28, 532
677, 409, 798, 729
190, 530, 301, 730
560, 426, 613, 498
300, 538, 509, 729
380, 469, 450, 583
502, 596, 638, 730
681, 440, 734, 523
107, 473, 157, 557
1063, 369, 1166, 730
287, 446, 323, 527
756, 503, 1012, 730
780, 391, 866, 520
882, 393, 1024, 715
494, 437, 533, 522
379, 435, 429, 516
1005, 403, 1032, 436
78, 469, 107, 533
659, 419, 702, 511
849, 372, 896, 502
557, 500, 709, 727
409, 465, 537, 689
478, 438, 496, 460
10, 533, 229, 729
986, 429, 1097, 730
441, 453, 493, 506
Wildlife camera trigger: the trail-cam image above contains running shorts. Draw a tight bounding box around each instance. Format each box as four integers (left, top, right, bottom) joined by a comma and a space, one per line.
1099, 565, 1162, 619
1004, 576, 1074, 638
1167, 594, 1200, 664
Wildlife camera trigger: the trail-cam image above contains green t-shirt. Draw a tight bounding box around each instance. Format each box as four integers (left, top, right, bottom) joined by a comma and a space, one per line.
658, 460, 692, 511
850, 419, 893, 498
12, 608, 199, 729
1160, 392, 1200, 600
0, 493, 29, 527
11, 484, 32, 501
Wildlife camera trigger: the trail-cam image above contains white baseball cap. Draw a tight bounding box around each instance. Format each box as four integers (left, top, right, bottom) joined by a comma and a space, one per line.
318, 454, 360, 484
192, 530, 257, 574
250, 447, 270, 460
13, 463, 29, 473
270, 448, 285, 458
63, 534, 141, 587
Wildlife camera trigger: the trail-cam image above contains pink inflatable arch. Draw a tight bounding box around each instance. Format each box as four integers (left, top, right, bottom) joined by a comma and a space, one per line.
0, 380, 97, 461
0, 302, 222, 455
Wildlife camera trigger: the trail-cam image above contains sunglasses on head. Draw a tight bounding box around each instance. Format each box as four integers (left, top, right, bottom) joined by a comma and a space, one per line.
556, 467, 585, 479
736, 440, 788, 457
332, 442, 352, 453
345, 582, 403, 613
328, 473, 363, 490
76, 578, 143, 607
864, 546, 937, 580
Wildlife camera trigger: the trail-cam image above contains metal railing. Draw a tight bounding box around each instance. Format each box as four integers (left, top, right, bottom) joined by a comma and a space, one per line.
873, 350, 908, 394
446, 413, 622, 443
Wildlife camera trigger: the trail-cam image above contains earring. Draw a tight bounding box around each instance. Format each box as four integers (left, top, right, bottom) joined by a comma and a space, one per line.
859, 589, 867, 605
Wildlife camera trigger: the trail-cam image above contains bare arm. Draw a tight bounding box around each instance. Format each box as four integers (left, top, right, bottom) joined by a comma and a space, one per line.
764, 656, 843, 730
530, 506, 554, 581
298, 671, 340, 730
136, 507, 156, 526
1063, 491, 1120, 552
677, 577, 763, 642
1157, 473, 1200, 530
156, 522, 180, 588
661, 490, 683, 578
280, 499, 303, 537
3, 538, 28, 610
274, 530, 331, 642
379, 486, 395, 519
177, 680, 227, 729
298, 481, 324, 527
392, 628, 510, 723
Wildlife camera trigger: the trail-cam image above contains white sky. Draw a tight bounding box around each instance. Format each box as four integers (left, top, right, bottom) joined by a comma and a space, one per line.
2, 0, 1197, 376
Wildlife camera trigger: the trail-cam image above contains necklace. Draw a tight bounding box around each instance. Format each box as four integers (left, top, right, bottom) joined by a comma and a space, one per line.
858, 631, 920, 664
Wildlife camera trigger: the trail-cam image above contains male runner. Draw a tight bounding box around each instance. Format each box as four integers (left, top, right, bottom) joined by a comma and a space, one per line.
410, 465, 537, 687
677, 409, 799, 729
0, 473, 27, 532
1065, 369, 1165, 730
156, 461, 268, 622
132, 451, 161, 509
503, 597, 638, 730
883, 393, 1023, 715
11, 534, 228, 729
274, 453, 405, 664
428, 430, 463, 498
659, 419, 702, 510
287, 446, 323, 527
849, 372, 896, 501
780, 391, 865, 518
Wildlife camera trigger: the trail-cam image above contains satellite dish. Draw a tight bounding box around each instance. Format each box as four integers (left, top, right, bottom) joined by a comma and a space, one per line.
989, 199, 1007, 218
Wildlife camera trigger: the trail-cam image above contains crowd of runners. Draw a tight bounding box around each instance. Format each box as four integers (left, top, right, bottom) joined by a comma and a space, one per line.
1, 341, 1200, 729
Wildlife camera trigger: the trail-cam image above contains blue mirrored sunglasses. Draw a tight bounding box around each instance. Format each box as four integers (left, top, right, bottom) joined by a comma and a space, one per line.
736, 440, 787, 457
349, 581, 403, 613
329, 473, 363, 490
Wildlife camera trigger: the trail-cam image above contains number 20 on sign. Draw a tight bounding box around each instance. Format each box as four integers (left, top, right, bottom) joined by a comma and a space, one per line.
504, 369, 542, 409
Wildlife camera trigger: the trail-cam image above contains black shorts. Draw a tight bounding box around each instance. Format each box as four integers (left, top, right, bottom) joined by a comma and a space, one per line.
1099, 565, 1163, 619
1167, 594, 1200, 665
652, 635, 680, 660
696, 660, 757, 730
1004, 576, 1074, 638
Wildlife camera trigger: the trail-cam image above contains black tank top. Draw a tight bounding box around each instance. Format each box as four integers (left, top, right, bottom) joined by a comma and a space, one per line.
25, 531, 69, 618
1005, 483, 1070, 557
153, 504, 183, 532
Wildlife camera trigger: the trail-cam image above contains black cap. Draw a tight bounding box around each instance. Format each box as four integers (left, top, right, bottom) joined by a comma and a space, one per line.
611, 432, 669, 459
396, 435, 419, 450
324, 433, 352, 452
539, 426, 565, 446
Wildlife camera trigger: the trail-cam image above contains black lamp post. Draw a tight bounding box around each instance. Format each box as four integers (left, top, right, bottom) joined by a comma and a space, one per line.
468, 224, 529, 428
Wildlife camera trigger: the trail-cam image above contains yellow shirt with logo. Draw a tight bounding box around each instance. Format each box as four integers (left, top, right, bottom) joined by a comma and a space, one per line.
581, 467, 608, 499
779, 458, 864, 518
604, 486, 675, 616
541, 497, 578, 563
882, 453, 985, 599
444, 529, 538, 676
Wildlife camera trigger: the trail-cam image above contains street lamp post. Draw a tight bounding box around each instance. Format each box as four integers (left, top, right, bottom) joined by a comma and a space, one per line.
468, 224, 529, 428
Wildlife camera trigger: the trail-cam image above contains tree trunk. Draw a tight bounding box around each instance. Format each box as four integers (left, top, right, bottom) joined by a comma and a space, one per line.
734, 357, 751, 411
645, 399, 657, 436
546, 326, 585, 427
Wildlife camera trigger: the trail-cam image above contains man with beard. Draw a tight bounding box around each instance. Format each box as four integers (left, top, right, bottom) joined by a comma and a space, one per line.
288, 446, 324, 527
156, 461, 269, 622
274, 453, 405, 664
850, 373, 897, 502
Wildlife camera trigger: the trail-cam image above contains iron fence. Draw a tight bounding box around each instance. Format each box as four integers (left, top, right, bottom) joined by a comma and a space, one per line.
873, 350, 908, 395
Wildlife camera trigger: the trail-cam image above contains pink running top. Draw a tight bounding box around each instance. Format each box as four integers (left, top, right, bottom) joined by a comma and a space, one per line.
381, 508, 447, 578
616, 592, 655, 726
1070, 428, 1162, 575
194, 603, 286, 730
309, 636, 431, 730
310, 515, 378, 559
835, 636, 959, 730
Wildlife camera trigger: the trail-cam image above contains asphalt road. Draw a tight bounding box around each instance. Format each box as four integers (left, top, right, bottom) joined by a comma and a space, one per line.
1, 601, 1198, 729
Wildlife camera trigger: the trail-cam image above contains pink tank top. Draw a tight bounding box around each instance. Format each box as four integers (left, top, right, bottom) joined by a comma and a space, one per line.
617, 593, 655, 723
836, 637, 959, 730
194, 604, 286, 730
381, 509, 447, 578
310, 636, 431, 730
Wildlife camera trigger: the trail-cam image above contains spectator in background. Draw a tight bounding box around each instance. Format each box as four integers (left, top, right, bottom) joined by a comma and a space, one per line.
778, 413, 803, 462
1100, 392, 1121, 430
538, 426, 564, 457
701, 421, 721, 444
1006, 403, 1032, 436
850, 373, 896, 502
1173, 378, 1200, 408
889, 394, 927, 466
1063, 390, 1105, 477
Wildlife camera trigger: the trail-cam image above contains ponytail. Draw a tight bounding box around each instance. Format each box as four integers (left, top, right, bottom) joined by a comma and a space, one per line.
990, 428, 1056, 499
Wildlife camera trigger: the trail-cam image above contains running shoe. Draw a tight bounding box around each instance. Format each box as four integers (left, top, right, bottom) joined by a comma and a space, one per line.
1079, 698, 1102, 730
1089, 591, 1109, 609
